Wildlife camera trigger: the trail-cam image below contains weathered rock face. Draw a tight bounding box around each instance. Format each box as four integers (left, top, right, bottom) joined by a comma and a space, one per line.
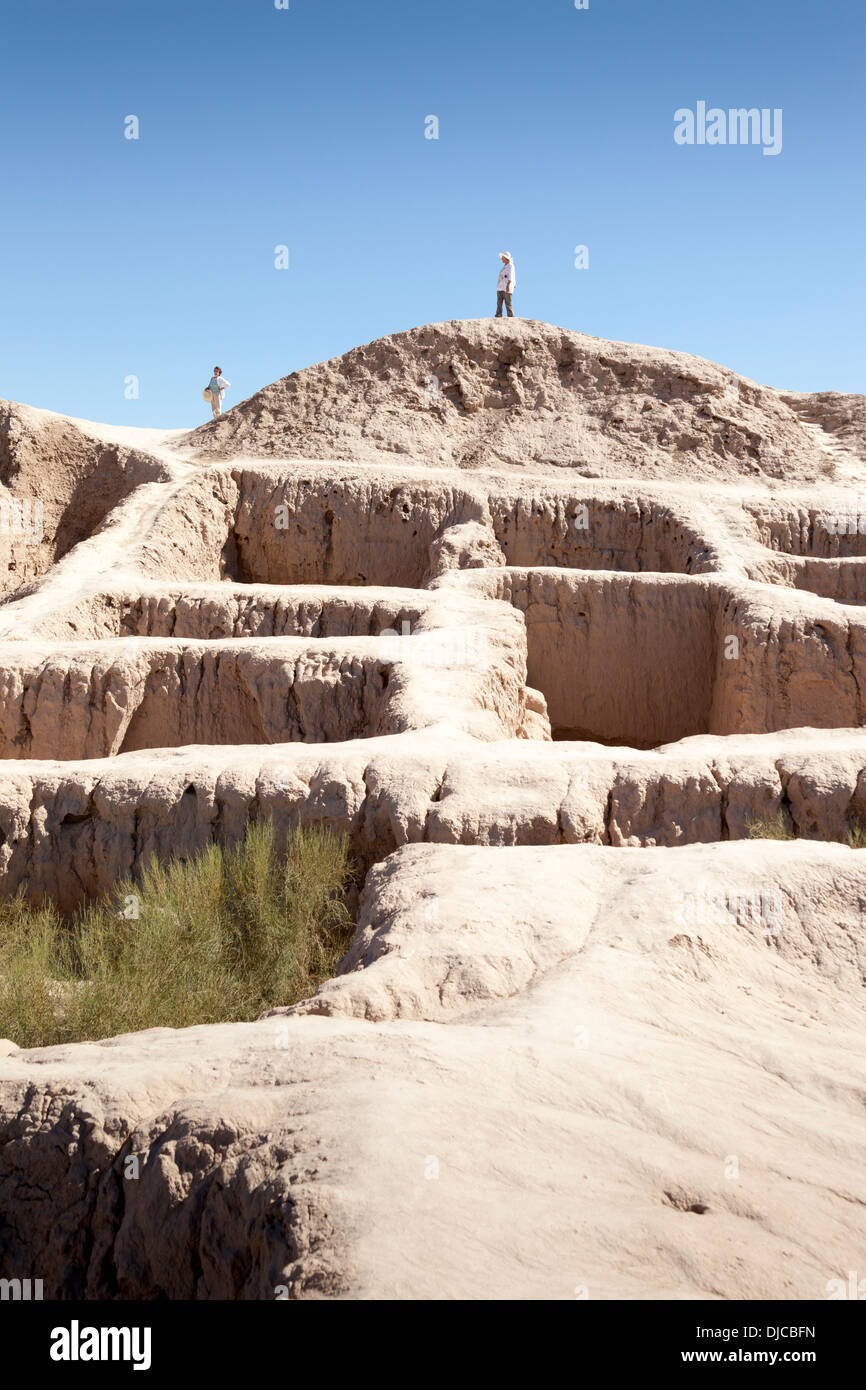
0, 640, 408, 759
28, 584, 433, 644
780, 388, 866, 462
2, 320, 866, 1300
175, 319, 866, 482
0, 729, 865, 908
0, 401, 171, 597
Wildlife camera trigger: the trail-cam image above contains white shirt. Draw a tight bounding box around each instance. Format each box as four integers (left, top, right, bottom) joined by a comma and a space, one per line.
497, 259, 516, 291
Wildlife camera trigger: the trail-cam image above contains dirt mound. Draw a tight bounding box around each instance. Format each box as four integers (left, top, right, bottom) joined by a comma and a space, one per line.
176, 318, 864, 482
780, 388, 866, 461
0, 402, 170, 599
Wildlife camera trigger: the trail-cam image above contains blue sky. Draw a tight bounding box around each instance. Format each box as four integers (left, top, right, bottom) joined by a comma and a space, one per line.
1, 0, 863, 425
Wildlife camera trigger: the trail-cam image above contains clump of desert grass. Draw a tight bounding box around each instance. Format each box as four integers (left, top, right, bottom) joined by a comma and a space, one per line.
0, 820, 353, 1050
746, 811, 866, 847
845, 819, 866, 849
745, 810, 796, 841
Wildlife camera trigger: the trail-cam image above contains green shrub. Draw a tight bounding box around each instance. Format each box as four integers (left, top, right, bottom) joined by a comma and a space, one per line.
0, 820, 353, 1049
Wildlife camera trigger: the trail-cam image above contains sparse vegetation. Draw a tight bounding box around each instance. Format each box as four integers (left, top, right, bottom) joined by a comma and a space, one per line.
746, 811, 866, 847
846, 819, 866, 849
0, 820, 353, 1049
745, 810, 796, 841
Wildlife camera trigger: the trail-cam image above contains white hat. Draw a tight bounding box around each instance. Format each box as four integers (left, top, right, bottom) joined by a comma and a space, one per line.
500, 251, 512, 259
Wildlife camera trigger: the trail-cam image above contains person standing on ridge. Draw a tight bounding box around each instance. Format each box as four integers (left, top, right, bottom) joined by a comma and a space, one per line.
495, 252, 516, 318
205, 366, 230, 419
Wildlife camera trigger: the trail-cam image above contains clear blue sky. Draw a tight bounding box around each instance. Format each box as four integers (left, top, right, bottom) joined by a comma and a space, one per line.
1, 0, 863, 426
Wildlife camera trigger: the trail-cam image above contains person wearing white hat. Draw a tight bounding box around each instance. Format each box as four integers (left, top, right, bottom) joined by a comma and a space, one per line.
495, 252, 516, 318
